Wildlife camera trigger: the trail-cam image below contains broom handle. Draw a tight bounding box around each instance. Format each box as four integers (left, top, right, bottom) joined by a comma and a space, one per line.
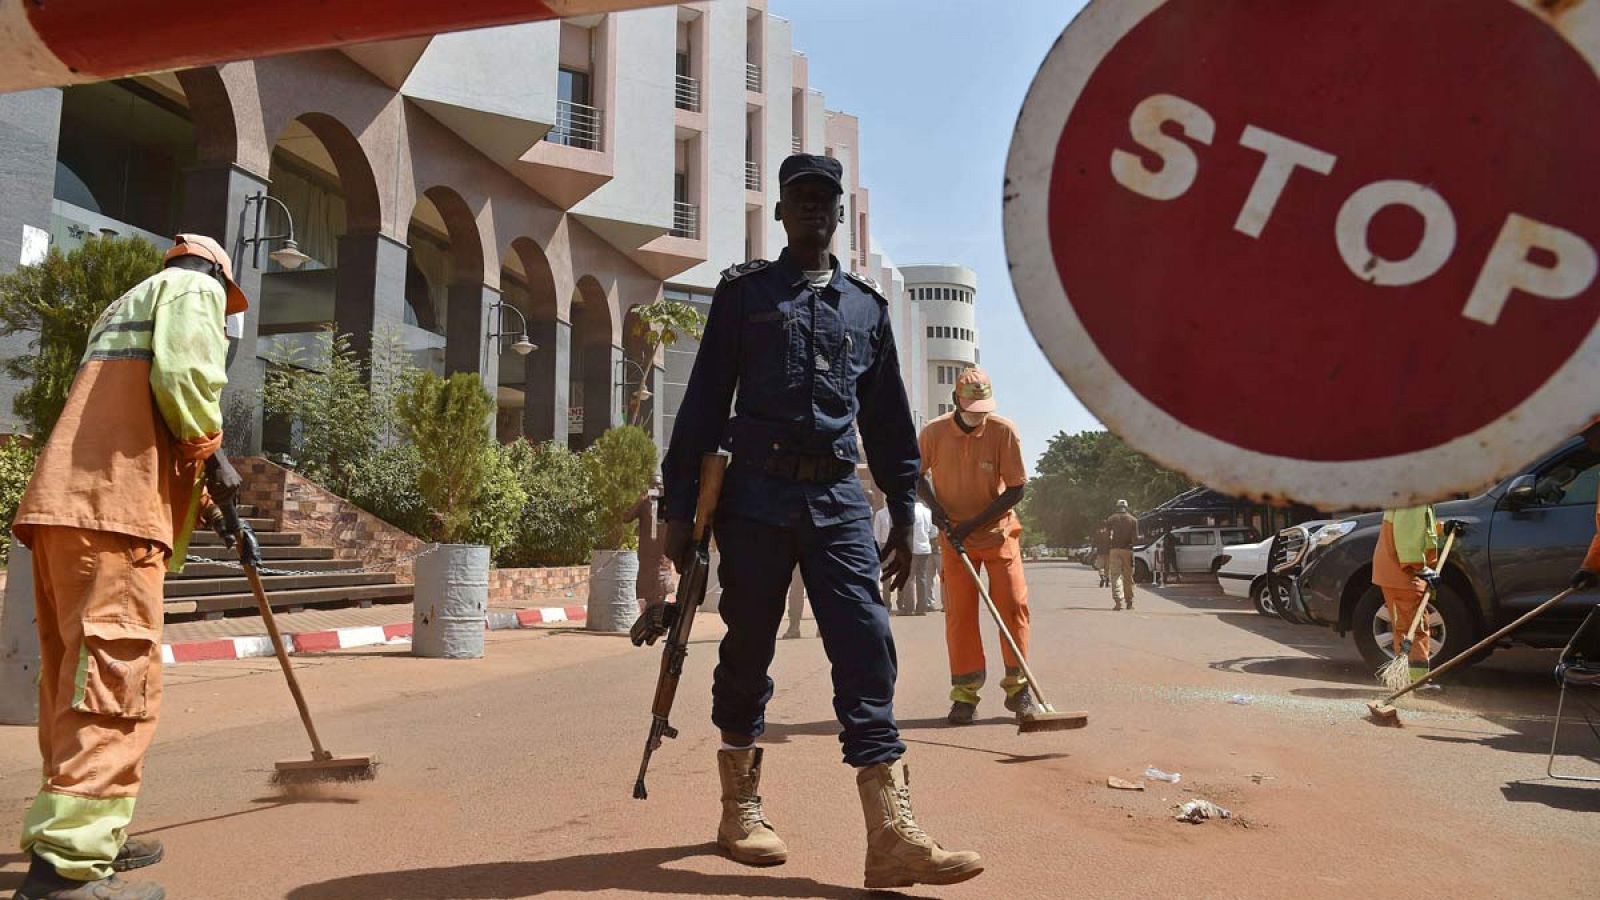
247, 562, 331, 759
1400, 527, 1459, 646
950, 539, 1055, 709
1378, 587, 1576, 707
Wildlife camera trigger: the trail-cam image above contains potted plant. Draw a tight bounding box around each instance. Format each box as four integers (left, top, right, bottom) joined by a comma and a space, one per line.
399, 371, 495, 658
582, 425, 658, 632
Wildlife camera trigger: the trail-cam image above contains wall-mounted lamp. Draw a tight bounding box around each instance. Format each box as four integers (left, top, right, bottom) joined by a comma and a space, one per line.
243, 191, 312, 270
488, 300, 537, 357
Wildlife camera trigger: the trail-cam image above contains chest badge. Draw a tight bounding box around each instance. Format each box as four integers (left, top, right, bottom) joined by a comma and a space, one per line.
814, 354, 831, 373
980, 461, 995, 472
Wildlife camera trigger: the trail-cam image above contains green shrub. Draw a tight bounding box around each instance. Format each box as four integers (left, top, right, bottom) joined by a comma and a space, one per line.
0, 439, 38, 566
260, 331, 411, 495
583, 425, 657, 551
344, 442, 430, 539
498, 439, 596, 567
463, 442, 528, 554
397, 371, 494, 544
0, 236, 163, 440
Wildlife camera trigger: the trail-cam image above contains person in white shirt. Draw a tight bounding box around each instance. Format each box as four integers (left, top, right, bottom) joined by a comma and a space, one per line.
909, 500, 939, 615
874, 497, 937, 615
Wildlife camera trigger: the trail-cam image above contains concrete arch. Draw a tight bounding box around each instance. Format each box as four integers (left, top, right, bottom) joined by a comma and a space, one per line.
409, 185, 485, 285
508, 237, 559, 323
284, 113, 383, 235
570, 274, 618, 449
175, 67, 238, 166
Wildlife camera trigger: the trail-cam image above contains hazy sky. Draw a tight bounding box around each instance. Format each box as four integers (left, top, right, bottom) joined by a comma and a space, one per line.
771, 0, 1098, 472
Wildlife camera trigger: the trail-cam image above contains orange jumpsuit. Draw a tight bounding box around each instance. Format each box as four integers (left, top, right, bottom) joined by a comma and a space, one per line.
1371, 507, 1439, 664
12, 267, 229, 882
919, 413, 1030, 705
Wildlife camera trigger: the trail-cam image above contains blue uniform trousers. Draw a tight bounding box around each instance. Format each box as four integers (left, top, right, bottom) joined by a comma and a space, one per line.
711, 513, 905, 767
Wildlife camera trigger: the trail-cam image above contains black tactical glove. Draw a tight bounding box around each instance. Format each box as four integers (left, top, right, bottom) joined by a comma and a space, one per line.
204, 452, 242, 507
1571, 569, 1598, 592
235, 521, 262, 568
630, 601, 675, 647
880, 523, 913, 594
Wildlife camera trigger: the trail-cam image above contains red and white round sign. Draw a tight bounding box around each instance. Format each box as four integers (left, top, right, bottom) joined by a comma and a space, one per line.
1006, 0, 1600, 509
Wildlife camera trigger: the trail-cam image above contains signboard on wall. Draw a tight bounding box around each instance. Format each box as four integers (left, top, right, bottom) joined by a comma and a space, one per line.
568, 406, 584, 435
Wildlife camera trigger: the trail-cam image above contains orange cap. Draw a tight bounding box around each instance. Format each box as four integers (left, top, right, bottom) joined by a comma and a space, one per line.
954, 367, 996, 413
165, 233, 249, 315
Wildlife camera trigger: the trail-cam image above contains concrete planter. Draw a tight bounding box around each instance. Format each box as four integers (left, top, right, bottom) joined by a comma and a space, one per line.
412, 544, 489, 659
586, 549, 639, 633
0, 540, 39, 725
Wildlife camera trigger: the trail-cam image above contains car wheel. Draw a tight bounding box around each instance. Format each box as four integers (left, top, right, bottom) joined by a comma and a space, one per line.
1134, 559, 1152, 584
1250, 577, 1275, 616
1351, 584, 1478, 671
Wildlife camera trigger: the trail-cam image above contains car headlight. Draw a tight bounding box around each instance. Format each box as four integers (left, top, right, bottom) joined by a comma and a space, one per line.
1313, 521, 1356, 548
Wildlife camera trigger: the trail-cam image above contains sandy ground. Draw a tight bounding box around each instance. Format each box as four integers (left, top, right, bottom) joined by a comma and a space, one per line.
1, 561, 1594, 899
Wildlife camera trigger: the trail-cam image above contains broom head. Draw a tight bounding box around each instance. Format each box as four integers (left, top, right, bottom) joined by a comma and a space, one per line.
1017, 705, 1089, 734
1366, 700, 1402, 727
271, 753, 378, 785
1377, 651, 1413, 692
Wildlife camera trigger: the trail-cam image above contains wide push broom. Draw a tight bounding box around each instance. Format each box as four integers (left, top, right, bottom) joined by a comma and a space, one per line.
209, 500, 378, 784
918, 477, 1088, 734
1376, 522, 1461, 692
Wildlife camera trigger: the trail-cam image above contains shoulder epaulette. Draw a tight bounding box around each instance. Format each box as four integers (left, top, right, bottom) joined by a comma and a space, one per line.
844, 270, 886, 301
720, 259, 771, 283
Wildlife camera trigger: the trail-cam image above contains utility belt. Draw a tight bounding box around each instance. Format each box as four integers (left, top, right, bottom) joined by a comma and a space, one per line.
727, 417, 858, 484
758, 451, 856, 484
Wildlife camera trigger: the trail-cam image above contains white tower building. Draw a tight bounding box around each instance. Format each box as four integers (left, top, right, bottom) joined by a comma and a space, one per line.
902, 264, 978, 421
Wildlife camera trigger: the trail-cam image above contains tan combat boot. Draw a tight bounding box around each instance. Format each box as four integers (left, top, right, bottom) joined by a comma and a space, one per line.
856, 758, 984, 889
716, 747, 788, 866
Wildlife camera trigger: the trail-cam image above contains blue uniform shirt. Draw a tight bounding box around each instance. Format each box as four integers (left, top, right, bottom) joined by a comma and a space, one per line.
663, 249, 920, 530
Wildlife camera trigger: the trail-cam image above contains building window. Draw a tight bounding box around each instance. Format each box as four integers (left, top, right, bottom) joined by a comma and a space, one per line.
927, 326, 935, 338
555, 67, 601, 150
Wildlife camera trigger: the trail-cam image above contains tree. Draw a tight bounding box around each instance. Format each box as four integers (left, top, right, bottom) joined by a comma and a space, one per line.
397, 371, 495, 544
583, 425, 658, 551
626, 300, 705, 426
1021, 430, 1193, 547
0, 236, 162, 439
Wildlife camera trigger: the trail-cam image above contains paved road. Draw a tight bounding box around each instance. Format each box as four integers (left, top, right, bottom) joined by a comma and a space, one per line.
2, 563, 1594, 898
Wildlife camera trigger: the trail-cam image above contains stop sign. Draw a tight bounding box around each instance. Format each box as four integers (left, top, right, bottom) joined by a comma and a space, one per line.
1006, 0, 1600, 509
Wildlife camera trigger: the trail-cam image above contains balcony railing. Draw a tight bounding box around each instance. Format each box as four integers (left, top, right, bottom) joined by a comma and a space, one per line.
674, 74, 700, 112
745, 62, 762, 92
550, 100, 602, 150
745, 160, 761, 192
671, 201, 699, 240
791, 135, 802, 154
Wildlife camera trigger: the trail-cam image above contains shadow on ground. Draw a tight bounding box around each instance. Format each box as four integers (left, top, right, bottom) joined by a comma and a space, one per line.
284, 843, 936, 899
1501, 779, 1600, 812
0, 851, 24, 893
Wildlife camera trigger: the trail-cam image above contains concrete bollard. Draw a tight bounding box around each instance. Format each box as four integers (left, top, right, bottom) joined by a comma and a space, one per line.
0, 540, 39, 725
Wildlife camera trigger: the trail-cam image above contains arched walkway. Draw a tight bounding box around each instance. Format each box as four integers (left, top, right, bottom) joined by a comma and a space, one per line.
569, 275, 617, 450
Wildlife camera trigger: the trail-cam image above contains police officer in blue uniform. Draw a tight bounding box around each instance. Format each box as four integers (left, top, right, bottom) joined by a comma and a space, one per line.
662, 154, 983, 889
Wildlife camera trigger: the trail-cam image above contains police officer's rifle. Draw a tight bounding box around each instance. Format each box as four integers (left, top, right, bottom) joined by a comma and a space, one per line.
629, 451, 729, 800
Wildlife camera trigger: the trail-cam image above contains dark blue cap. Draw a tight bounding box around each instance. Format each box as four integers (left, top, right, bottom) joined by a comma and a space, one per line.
778, 153, 843, 191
